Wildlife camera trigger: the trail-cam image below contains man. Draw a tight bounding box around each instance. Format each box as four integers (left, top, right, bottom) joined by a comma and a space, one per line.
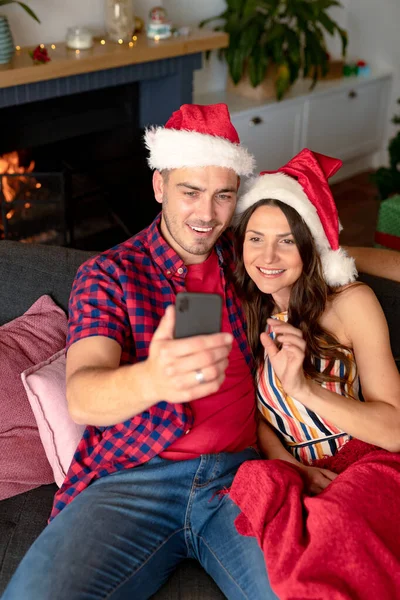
3, 104, 278, 600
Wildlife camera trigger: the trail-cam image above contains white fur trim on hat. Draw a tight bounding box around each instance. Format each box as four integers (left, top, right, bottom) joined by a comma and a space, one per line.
144, 127, 255, 177
236, 172, 357, 286
320, 248, 357, 287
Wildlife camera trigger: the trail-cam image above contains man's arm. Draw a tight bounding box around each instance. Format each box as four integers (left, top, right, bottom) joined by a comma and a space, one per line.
345, 246, 400, 283
66, 336, 155, 426
66, 305, 233, 427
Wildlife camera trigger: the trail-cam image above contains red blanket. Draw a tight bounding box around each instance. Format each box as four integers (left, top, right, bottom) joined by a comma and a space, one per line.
230, 441, 400, 600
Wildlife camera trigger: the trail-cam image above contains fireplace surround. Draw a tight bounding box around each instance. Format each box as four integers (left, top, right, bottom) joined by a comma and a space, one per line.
0, 31, 227, 249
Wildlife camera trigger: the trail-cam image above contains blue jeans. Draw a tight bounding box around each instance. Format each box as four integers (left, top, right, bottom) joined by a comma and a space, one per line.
2, 449, 277, 600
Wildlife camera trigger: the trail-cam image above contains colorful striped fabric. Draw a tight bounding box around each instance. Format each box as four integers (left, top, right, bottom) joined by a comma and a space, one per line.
257, 311, 360, 465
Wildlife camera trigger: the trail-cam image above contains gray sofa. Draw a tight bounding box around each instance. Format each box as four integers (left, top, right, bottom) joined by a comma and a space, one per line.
0, 240, 399, 598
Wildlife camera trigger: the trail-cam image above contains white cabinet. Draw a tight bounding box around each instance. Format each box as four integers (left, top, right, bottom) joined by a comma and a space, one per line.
195, 71, 392, 176
230, 102, 302, 172
304, 78, 389, 161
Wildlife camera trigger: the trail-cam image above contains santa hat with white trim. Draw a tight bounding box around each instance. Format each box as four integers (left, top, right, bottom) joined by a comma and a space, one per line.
144, 103, 255, 177
235, 148, 357, 287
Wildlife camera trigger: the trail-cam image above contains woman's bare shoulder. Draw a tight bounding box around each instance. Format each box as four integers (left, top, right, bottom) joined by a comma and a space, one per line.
332, 282, 377, 308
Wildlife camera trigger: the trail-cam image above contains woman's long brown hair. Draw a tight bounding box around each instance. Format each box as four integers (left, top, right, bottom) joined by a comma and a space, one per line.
233, 199, 354, 389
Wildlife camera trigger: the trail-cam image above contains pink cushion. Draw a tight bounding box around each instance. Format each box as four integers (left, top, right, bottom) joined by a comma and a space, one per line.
22, 350, 85, 487
0, 295, 67, 500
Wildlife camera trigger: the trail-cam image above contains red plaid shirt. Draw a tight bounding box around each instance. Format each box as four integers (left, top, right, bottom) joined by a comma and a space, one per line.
50, 214, 252, 521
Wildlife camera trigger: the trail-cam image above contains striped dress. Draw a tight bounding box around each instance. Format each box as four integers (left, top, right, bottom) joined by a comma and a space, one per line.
257, 311, 360, 465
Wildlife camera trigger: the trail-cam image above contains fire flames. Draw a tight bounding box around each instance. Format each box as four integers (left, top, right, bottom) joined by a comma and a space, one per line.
0, 151, 35, 205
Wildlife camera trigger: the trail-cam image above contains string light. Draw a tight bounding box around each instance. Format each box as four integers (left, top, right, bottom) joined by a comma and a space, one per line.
132, 36, 137, 41
100, 39, 106, 45
154, 35, 160, 42
129, 42, 134, 47
15, 45, 21, 51
75, 49, 80, 55
51, 44, 56, 50
118, 39, 123, 44
39, 43, 45, 49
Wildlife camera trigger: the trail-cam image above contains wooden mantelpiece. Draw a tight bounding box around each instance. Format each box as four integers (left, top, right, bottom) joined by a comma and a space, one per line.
0, 30, 228, 127
0, 30, 228, 89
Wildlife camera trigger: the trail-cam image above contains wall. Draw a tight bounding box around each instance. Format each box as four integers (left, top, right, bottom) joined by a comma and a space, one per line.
345, 0, 400, 164
4, 0, 397, 165
4, 0, 154, 44
3, 0, 352, 94
4, 0, 227, 93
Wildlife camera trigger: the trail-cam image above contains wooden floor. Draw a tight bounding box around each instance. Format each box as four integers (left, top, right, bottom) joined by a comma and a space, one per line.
331, 170, 379, 248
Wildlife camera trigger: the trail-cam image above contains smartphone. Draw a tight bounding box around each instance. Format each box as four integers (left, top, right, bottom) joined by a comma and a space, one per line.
174, 292, 222, 339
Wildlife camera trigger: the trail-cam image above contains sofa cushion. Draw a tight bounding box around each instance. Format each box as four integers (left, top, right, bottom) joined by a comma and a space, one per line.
0, 296, 67, 500
0, 484, 58, 596
0, 241, 93, 326
21, 350, 85, 487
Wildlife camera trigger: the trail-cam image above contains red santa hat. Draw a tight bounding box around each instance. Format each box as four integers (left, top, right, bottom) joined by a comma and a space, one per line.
235, 148, 357, 286
144, 103, 255, 177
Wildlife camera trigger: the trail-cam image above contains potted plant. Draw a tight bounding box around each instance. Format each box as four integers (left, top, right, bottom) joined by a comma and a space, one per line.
200, 0, 348, 101
0, 1, 40, 64
371, 99, 400, 201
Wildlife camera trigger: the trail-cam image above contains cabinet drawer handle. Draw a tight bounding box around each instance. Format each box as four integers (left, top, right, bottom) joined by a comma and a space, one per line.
249, 116, 263, 126
348, 90, 358, 99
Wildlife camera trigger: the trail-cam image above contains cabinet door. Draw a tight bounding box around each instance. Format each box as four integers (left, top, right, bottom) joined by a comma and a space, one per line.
304, 79, 390, 161
231, 102, 302, 172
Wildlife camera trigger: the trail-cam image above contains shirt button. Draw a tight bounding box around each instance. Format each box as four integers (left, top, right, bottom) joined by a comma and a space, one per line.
177, 267, 184, 275
185, 428, 191, 435
166, 270, 171, 275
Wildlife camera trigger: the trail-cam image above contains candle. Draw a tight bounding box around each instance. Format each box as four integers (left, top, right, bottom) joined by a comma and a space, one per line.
66, 27, 94, 50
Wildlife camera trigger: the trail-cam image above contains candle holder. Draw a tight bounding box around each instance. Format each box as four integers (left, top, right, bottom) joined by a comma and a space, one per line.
105, 0, 134, 43
66, 27, 94, 50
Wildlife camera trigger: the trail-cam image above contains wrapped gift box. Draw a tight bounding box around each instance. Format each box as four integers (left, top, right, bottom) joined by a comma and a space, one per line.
375, 194, 400, 250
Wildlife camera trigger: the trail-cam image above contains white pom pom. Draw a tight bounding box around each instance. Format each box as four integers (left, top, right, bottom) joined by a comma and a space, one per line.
321, 248, 358, 287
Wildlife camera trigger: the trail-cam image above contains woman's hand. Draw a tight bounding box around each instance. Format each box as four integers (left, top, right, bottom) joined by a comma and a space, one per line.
297, 463, 338, 495
260, 319, 308, 397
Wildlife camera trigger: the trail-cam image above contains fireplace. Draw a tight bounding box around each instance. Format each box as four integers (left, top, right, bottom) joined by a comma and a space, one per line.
0, 82, 160, 249
0, 31, 228, 249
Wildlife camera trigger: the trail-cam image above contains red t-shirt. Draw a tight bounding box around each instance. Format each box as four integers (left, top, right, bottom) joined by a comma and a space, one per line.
160, 250, 257, 460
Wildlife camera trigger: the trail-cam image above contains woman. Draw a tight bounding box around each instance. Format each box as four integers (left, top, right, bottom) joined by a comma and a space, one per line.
233, 148, 400, 495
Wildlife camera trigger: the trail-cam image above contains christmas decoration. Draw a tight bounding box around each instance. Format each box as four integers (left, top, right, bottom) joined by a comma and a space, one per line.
29, 45, 51, 64
147, 6, 171, 40
375, 195, 400, 250
144, 103, 255, 176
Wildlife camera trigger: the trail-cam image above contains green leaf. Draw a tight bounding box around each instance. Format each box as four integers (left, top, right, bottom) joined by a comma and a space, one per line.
198, 0, 348, 94
264, 23, 285, 45
248, 46, 269, 87
314, 0, 343, 10
317, 11, 337, 35
388, 132, 400, 170
226, 45, 248, 84
0, 0, 40, 22
275, 65, 291, 100
337, 26, 348, 56
238, 23, 260, 58
17, 1, 40, 22
226, 0, 246, 13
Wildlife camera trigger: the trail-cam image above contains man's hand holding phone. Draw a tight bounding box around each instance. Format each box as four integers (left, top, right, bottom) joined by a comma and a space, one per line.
144, 301, 232, 405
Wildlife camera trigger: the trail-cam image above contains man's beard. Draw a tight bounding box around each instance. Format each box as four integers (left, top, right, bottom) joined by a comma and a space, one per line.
162, 194, 220, 256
